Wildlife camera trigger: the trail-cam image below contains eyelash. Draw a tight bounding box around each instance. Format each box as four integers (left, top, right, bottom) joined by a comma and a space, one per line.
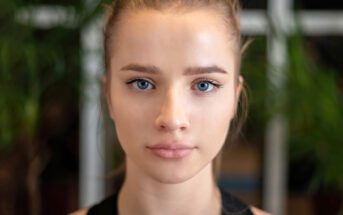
125, 78, 223, 94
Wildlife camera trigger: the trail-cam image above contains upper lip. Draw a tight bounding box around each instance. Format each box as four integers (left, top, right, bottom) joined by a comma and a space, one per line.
147, 141, 195, 150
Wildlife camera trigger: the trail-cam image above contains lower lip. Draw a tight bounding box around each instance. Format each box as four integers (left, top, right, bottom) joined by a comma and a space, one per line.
148, 148, 194, 159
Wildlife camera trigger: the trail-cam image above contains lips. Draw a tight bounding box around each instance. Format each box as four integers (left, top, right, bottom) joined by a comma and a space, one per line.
146, 141, 195, 159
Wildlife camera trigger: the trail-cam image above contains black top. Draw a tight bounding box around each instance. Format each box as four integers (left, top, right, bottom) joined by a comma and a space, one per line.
87, 182, 253, 215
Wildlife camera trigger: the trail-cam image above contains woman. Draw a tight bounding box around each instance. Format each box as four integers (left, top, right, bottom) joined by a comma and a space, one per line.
72, 0, 270, 214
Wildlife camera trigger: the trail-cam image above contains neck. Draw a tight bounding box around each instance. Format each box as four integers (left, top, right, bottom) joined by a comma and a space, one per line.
118, 160, 221, 215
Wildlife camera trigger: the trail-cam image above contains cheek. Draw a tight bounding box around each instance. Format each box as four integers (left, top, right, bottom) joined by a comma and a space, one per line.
195, 85, 236, 123
109, 90, 152, 148
192, 89, 236, 148
110, 91, 163, 151
201, 105, 233, 141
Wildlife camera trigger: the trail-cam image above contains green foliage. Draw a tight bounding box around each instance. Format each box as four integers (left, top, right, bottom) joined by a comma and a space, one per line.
242, 31, 343, 195
242, 30, 343, 194
0, 4, 39, 145
0, 0, 108, 147
241, 37, 268, 137
286, 33, 343, 192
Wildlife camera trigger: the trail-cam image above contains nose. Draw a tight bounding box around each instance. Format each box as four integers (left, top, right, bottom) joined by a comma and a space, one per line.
155, 87, 189, 132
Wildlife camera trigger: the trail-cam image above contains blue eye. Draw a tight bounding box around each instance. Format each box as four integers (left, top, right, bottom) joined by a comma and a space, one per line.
197, 81, 213, 92
127, 79, 153, 90
136, 80, 150, 89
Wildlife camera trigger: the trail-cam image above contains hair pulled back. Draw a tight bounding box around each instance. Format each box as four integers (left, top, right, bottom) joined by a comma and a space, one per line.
103, 0, 242, 83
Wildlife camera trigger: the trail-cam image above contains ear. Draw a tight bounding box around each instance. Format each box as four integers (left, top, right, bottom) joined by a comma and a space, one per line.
235, 75, 244, 99
232, 75, 244, 117
102, 75, 115, 120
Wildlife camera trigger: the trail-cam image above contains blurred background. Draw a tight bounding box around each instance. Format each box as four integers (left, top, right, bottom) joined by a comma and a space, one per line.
0, 0, 342, 214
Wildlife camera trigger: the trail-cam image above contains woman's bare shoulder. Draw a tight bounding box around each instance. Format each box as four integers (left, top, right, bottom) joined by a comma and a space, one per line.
250, 206, 272, 215
68, 208, 89, 215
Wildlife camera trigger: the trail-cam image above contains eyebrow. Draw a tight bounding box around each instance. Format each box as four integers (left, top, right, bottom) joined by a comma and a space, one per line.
120, 63, 228, 75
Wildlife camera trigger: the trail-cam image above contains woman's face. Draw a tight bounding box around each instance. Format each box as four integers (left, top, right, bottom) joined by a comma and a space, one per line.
105, 9, 242, 184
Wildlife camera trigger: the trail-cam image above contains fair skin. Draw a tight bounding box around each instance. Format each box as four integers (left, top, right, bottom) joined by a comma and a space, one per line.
70, 9, 270, 215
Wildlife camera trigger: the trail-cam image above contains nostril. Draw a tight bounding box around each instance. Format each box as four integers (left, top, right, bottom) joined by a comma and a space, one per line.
180, 125, 187, 131
155, 116, 189, 132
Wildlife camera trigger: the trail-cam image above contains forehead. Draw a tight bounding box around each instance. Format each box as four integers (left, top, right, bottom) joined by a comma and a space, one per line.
111, 9, 236, 73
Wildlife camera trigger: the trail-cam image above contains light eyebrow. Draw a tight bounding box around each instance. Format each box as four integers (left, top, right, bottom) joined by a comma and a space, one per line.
183, 66, 228, 75
120, 64, 161, 74
120, 63, 228, 75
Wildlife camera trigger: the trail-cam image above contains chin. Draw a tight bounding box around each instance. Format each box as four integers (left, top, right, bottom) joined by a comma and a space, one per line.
146, 162, 206, 184
150, 172, 196, 184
